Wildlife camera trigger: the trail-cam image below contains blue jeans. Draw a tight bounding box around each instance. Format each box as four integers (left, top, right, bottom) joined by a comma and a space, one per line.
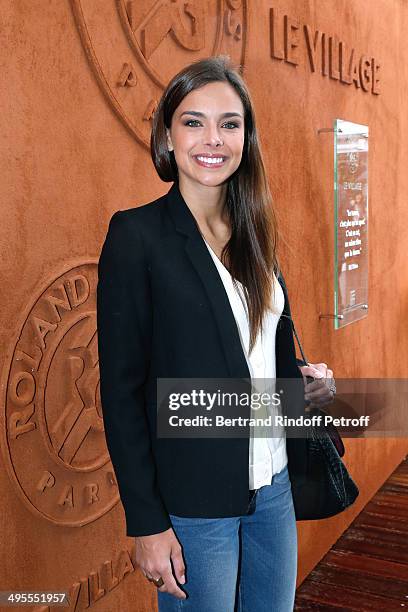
157, 464, 297, 612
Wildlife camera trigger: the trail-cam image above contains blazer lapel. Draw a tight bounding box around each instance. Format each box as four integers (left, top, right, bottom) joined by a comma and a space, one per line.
164, 182, 300, 383
165, 182, 251, 379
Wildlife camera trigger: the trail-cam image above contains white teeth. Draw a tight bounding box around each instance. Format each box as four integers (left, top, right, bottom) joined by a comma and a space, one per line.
196, 156, 224, 164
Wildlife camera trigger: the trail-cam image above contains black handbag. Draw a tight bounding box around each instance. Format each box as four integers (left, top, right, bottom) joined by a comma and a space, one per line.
284, 315, 360, 520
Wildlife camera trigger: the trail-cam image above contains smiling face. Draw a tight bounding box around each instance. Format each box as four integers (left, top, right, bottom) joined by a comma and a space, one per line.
166, 81, 245, 192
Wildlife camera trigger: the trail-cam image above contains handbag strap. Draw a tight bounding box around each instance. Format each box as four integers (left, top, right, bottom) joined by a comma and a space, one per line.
280, 313, 309, 366
280, 314, 346, 457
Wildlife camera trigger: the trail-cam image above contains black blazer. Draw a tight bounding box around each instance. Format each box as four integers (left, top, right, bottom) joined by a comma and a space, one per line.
97, 182, 308, 537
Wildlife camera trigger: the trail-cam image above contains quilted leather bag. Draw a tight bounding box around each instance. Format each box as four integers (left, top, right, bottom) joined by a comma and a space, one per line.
286, 315, 360, 520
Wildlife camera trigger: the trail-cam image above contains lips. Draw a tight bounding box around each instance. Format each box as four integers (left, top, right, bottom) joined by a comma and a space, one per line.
193, 154, 228, 168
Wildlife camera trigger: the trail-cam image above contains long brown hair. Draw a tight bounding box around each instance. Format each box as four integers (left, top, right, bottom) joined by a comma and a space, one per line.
151, 55, 281, 354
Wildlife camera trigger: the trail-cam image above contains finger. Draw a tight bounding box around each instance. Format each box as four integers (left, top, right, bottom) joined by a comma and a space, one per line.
157, 565, 187, 600
171, 545, 186, 585
305, 369, 335, 393
312, 397, 335, 408
140, 565, 155, 580
299, 365, 321, 379
313, 364, 328, 378
302, 362, 327, 374
299, 367, 323, 390
305, 377, 326, 393
307, 392, 334, 406
308, 365, 326, 377
305, 385, 332, 402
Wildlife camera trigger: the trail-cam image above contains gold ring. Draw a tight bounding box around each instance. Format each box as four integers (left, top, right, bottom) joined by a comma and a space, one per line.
146, 575, 164, 588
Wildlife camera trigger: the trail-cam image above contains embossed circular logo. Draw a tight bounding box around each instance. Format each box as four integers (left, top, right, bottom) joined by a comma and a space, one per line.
1, 263, 119, 527
71, 0, 248, 147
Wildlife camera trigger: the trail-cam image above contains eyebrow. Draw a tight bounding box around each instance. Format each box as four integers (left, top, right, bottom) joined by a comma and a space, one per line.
179, 111, 243, 119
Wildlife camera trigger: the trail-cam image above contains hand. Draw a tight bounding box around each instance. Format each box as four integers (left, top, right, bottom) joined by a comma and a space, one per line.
135, 527, 187, 600
298, 362, 336, 412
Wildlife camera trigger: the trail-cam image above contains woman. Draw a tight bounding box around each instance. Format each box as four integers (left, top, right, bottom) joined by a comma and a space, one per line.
97, 55, 335, 611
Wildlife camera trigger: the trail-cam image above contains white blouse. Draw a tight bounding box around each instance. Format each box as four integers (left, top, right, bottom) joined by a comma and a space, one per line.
204, 239, 288, 489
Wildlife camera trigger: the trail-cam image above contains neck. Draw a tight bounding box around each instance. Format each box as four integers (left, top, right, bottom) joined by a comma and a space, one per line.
177, 179, 229, 234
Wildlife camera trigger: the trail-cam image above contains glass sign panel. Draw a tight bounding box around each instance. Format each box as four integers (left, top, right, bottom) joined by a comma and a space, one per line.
334, 119, 369, 329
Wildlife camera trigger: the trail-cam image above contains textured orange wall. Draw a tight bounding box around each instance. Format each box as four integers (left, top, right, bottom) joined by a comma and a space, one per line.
1, 1, 407, 610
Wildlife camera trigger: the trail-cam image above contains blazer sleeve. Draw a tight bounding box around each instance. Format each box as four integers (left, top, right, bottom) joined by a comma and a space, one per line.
96, 210, 172, 537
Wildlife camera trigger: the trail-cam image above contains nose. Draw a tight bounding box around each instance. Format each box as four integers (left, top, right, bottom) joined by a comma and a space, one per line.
203, 123, 224, 147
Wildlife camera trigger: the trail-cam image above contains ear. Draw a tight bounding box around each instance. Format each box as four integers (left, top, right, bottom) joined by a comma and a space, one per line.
166, 129, 173, 152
